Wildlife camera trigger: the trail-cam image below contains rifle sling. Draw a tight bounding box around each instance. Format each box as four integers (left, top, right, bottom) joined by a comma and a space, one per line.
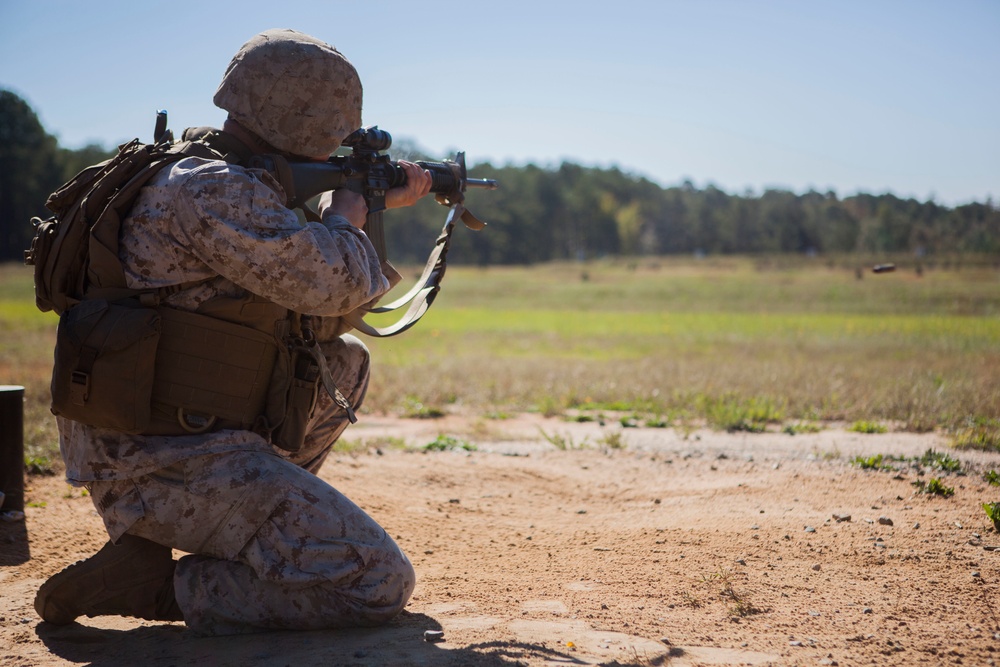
343, 203, 464, 337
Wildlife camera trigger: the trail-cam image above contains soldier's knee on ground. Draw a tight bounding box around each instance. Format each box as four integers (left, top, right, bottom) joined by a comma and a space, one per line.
357, 552, 416, 625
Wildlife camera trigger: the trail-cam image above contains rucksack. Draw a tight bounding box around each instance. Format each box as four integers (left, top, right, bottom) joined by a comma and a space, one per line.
23, 135, 217, 314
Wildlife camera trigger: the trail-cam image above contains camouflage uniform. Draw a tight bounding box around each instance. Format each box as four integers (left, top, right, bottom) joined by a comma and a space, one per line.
60, 153, 414, 635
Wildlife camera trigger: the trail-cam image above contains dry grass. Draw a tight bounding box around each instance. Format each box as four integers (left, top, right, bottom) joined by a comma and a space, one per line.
2, 256, 999, 463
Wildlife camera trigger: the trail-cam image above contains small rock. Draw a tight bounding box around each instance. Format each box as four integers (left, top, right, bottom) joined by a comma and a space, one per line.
811, 564, 821, 571
833, 513, 851, 523
863, 607, 873, 614
659, 636, 672, 645
878, 516, 893, 526
808, 610, 821, 616
736, 558, 747, 565
913, 522, 920, 529
424, 630, 445, 643
804, 526, 816, 533
973, 571, 981, 578
789, 640, 803, 647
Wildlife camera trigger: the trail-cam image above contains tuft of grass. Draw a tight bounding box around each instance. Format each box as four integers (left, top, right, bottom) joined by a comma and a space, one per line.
700, 394, 783, 433
912, 477, 955, 497
985, 470, 1000, 487
851, 453, 893, 470
783, 422, 822, 435
565, 413, 596, 423
951, 417, 1000, 452
707, 570, 763, 618
423, 434, 476, 452
918, 448, 963, 474
849, 420, 889, 434
538, 428, 588, 451
619, 415, 640, 428
644, 415, 670, 428
680, 590, 702, 609
24, 455, 55, 476
599, 432, 625, 449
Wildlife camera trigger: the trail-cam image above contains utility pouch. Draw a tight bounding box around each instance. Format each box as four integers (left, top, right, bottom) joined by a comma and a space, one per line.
269, 343, 321, 452
51, 299, 161, 433
145, 306, 279, 435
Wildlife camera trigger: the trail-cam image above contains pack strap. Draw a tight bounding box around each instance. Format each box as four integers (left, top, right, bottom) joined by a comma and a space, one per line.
343, 203, 465, 337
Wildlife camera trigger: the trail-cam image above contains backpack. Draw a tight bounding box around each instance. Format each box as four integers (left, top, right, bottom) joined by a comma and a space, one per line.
24, 134, 215, 314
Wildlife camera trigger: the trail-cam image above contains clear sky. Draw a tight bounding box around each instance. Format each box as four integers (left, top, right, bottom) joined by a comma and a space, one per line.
1, 0, 997, 206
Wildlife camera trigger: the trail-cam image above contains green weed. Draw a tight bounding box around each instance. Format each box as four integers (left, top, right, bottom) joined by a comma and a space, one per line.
619, 415, 640, 428
423, 435, 476, 452
849, 421, 888, 434
24, 455, 55, 476
700, 394, 783, 433
983, 502, 1000, 531
985, 470, 1000, 487
918, 448, 963, 473
851, 454, 893, 470
565, 413, 596, 423
783, 422, 822, 435
912, 477, 955, 497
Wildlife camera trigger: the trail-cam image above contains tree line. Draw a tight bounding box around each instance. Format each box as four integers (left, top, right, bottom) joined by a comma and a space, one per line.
2, 89, 997, 265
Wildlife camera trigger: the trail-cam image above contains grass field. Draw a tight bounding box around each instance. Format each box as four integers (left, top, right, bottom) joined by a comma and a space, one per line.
2, 255, 998, 463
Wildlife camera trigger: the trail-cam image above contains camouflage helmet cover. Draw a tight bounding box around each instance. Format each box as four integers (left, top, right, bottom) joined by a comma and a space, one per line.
214, 29, 362, 157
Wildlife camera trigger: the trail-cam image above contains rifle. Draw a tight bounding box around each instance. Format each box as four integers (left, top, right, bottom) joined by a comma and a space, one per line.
247, 126, 499, 337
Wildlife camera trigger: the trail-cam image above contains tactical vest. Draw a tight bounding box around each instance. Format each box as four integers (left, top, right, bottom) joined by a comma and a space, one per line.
50, 129, 347, 451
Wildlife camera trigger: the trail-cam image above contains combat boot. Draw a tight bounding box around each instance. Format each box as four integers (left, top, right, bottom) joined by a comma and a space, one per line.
35, 533, 184, 624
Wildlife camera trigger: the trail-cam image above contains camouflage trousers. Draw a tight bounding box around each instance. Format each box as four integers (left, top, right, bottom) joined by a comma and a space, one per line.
88, 334, 414, 636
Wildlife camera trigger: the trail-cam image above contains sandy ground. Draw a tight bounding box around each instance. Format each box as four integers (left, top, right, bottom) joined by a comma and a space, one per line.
2, 413, 1000, 666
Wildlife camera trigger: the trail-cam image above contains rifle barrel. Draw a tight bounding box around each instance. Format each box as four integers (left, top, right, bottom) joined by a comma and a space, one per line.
466, 178, 499, 190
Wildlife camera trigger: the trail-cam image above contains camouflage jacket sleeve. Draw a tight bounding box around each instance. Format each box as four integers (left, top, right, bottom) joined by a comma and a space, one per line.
121, 157, 389, 316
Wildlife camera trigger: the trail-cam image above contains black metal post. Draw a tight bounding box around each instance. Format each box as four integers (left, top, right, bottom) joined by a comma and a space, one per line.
0, 385, 25, 513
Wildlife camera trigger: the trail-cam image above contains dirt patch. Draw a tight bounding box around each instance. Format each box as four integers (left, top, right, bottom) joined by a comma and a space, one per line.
3, 413, 999, 666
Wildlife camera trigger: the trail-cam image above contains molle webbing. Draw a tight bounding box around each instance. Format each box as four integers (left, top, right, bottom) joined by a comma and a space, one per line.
143, 307, 279, 434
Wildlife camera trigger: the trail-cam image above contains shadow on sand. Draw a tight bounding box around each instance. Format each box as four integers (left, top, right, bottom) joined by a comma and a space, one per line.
0, 518, 29, 566
37, 610, 656, 667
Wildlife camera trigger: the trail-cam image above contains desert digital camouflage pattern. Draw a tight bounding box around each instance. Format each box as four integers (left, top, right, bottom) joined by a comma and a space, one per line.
58, 154, 389, 484
86, 335, 413, 636
214, 29, 363, 158
59, 153, 409, 634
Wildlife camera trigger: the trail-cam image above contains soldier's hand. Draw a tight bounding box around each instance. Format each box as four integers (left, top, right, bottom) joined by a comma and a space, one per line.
319, 189, 368, 229
386, 161, 432, 209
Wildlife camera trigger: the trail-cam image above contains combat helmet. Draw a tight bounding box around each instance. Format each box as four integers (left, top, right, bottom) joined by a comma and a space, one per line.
214, 28, 362, 158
